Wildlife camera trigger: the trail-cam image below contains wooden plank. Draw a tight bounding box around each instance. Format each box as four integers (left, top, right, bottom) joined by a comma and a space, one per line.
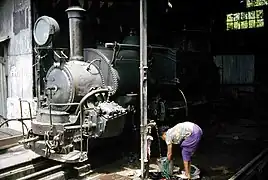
0, 128, 23, 150
0, 128, 22, 136
0, 135, 23, 150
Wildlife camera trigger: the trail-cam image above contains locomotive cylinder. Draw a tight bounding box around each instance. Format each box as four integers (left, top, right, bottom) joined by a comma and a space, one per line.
66, 6, 86, 61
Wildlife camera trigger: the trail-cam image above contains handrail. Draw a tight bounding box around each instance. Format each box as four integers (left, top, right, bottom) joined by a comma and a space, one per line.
49, 102, 80, 106
19, 99, 33, 139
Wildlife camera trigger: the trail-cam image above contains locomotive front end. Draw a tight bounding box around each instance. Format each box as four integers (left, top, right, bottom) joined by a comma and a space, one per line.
22, 6, 128, 163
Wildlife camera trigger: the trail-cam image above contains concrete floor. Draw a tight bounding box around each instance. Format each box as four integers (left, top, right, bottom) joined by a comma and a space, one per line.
84, 94, 268, 179
1, 94, 266, 180
84, 123, 266, 179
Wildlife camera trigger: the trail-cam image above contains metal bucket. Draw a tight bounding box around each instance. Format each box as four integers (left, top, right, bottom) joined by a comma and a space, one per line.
157, 157, 174, 176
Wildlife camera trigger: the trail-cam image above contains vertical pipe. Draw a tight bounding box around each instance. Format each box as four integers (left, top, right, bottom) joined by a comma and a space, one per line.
28, 102, 33, 121
49, 90, 53, 127
36, 54, 41, 109
66, 6, 86, 61
19, 99, 25, 138
140, 0, 148, 179
79, 103, 83, 156
221, 56, 224, 92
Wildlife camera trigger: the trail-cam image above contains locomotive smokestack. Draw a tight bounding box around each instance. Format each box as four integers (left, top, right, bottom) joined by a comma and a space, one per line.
66, 6, 86, 61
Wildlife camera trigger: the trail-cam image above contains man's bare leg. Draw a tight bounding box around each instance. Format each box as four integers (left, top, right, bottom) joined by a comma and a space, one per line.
183, 161, 191, 179
189, 161, 191, 177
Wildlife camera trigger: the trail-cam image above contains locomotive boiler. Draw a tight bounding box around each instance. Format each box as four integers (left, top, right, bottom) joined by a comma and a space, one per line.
21, 6, 220, 163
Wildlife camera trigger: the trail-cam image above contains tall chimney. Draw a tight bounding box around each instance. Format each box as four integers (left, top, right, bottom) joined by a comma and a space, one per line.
66, 6, 86, 61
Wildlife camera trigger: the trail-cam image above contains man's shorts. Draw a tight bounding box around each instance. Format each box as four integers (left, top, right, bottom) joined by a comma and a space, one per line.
180, 124, 203, 161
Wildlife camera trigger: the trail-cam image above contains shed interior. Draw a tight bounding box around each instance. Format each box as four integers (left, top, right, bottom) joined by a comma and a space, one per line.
31, 0, 268, 178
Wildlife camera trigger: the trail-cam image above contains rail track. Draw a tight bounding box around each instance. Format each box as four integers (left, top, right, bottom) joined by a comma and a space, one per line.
0, 156, 94, 180
0, 157, 63, 180
228, 148, 268, 180
0, 132, 136, 180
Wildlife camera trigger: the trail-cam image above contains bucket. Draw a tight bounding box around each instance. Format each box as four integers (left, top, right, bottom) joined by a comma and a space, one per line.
157, 157, 174, 176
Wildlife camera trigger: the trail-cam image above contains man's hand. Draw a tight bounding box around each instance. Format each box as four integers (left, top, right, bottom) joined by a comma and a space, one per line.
167, 144, 172, 161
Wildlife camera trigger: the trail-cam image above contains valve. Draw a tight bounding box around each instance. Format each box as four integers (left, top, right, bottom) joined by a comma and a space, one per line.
147, 120, 157, 128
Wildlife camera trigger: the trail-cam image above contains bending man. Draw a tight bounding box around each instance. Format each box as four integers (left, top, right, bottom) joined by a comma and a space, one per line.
159, 121, 203, 179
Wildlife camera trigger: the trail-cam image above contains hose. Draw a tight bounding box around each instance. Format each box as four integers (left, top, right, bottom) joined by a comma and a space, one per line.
86, 58, 106, 87
162, 159, 171, 179
178, 88, 188, 117
0, 118, 29, 132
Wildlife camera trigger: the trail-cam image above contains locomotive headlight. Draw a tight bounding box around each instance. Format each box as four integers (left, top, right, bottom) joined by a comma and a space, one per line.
33, 16, 60, 46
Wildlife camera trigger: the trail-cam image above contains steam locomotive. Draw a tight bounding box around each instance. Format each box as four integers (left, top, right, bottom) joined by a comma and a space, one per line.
21, 6, 220, 163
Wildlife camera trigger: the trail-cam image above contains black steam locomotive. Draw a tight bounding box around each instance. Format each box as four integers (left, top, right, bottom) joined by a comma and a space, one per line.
21, 6, 220, 163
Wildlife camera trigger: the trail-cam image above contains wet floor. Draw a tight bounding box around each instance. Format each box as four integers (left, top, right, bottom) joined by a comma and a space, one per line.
69, 94, 268, 180
165, 97, 268, 179
1, 95, 266, 180
94, 95, 268, 179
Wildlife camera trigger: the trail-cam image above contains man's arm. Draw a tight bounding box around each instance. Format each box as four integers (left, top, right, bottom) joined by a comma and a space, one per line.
167, 144, 172, 161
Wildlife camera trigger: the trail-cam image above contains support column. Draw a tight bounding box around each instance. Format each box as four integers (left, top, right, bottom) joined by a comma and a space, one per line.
140, 0, 148, 179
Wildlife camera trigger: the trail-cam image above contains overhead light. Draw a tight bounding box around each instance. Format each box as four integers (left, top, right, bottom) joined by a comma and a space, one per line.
108, 2, 113, 8
88, 1, 93, 9
78, 0, 84, 7
33, 16, 60, 46
168, 0, 172, 8
100, 1, 104, 8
